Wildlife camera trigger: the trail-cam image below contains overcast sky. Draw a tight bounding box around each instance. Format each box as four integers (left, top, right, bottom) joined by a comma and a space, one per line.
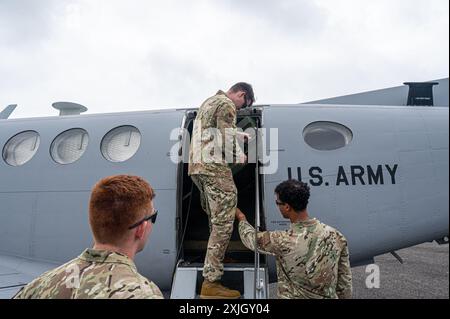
1, 0, 448, 119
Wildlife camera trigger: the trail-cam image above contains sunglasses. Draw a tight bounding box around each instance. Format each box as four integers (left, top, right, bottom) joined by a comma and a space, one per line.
275, 200, 286, 206
128, 210, 158, 229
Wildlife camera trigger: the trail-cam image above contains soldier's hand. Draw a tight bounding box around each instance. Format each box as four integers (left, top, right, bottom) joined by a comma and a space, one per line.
235, 208, 247, 222
236, 132, 251, 142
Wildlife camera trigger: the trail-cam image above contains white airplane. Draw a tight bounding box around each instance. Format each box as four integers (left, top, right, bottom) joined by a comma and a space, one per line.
0, 78, 448, 298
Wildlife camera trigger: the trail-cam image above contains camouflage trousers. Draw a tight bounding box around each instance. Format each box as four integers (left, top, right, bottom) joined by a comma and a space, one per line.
190, 171, 237, 282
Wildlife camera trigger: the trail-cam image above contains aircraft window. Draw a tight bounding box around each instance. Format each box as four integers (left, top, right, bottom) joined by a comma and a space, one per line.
303, 121, 353, 151
101, 126, 141, 162
50, 128, 89, 164
2, 131, 41, 166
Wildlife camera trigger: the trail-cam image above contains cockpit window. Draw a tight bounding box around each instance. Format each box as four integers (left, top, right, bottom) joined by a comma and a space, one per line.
51, 128, 89, 164
101, 126, 141, 162
2, 131, 40, 166
303, 121, 353, 151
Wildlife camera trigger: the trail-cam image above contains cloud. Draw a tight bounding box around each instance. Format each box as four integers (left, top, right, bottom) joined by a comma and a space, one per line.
218, 0, 327, 38
0, 0, 448, 118
0, 0, 70, 47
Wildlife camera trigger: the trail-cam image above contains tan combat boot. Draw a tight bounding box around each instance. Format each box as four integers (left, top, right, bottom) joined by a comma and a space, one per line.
200, 280, 241, 299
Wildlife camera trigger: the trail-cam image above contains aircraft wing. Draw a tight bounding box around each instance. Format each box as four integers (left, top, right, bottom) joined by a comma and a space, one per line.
0, 254, 56, 298
303, 77, 449, 106
0, 105, 17, 119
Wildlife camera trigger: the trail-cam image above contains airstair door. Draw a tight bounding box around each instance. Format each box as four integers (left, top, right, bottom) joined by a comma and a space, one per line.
171, 109, 269, 299
170, 263, 268, 299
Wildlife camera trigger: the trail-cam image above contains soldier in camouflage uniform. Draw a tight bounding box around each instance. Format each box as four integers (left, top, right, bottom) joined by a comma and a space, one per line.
13, 249, 163, 299
236, 180, 352, 299
188, 82, 255, 299
13, 175, 163, 299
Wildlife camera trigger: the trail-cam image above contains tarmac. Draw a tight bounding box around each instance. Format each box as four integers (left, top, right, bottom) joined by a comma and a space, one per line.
268, 241, 449, 299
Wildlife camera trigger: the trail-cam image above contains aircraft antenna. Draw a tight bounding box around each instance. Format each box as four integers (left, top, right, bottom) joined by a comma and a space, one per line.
52, 102, 88, 116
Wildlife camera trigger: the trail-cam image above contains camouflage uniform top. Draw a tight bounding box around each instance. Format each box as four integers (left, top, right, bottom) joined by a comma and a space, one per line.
188, 90, 244, 177
239, 219, 352, 299
13, 248, 164, 299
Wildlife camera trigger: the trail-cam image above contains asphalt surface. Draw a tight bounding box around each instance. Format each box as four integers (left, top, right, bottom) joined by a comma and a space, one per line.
268, 242, 449, 299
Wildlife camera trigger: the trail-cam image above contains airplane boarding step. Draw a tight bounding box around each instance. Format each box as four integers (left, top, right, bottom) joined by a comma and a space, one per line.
170, 263, 268, 299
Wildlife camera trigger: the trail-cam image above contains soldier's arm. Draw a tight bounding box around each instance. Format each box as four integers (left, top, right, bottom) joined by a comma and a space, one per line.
109, 279, 165, 299
134, 281, 165, 299
11, 276, 43, 299
216, 101, 245, 163
11, 287, 26, 299
336, 239, 353, 299
238, 220, 282, 256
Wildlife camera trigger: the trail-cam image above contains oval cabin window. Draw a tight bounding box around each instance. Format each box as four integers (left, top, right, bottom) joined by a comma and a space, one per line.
101, 126, 141, 162
2, 131, 41, 166
51, 128, 89, 164
303, 121, 353, 151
